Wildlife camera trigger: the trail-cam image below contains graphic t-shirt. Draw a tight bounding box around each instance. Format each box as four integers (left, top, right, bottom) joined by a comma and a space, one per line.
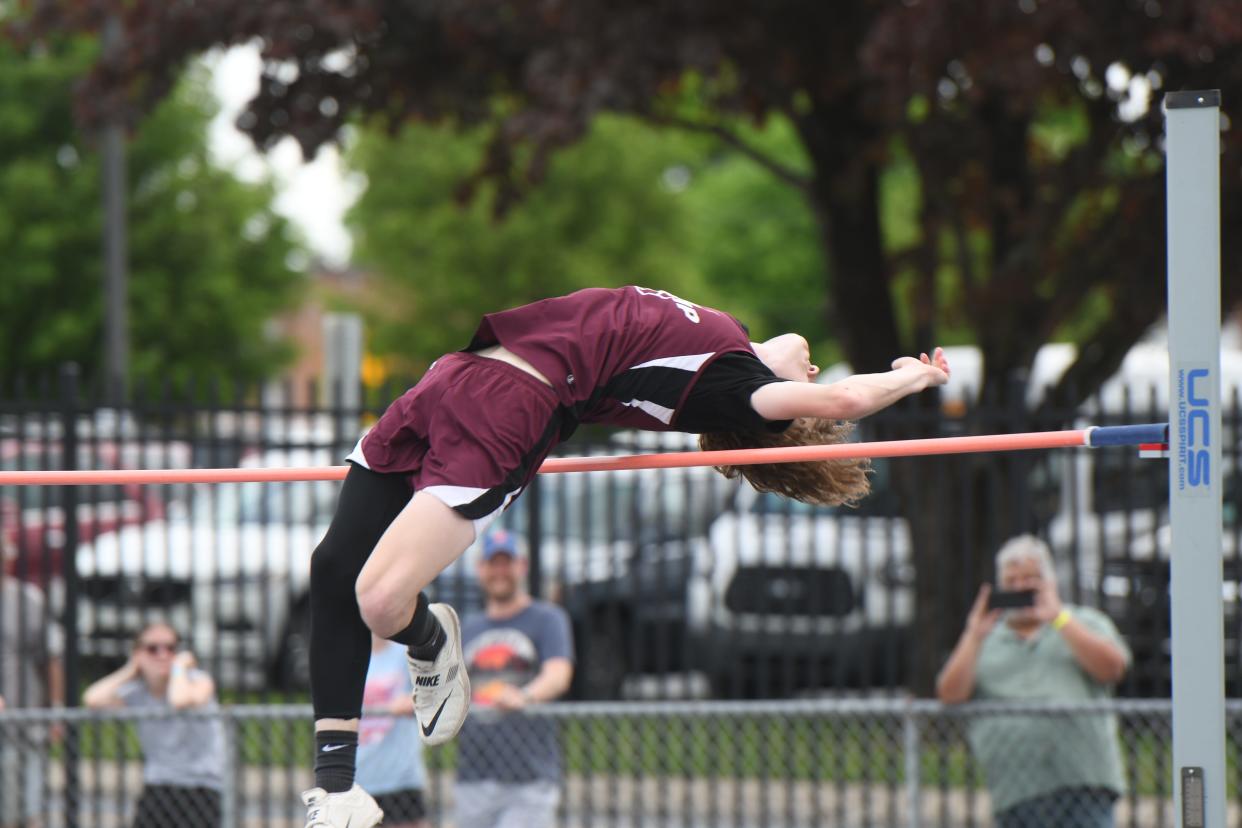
456, 602, 574, 784
357, 642, 427, 795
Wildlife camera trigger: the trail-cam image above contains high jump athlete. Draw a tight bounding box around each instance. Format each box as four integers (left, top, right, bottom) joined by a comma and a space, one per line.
302, 286, 950, 827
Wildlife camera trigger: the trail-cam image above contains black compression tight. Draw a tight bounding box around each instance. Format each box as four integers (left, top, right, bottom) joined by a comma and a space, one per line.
309, 462, 424, 721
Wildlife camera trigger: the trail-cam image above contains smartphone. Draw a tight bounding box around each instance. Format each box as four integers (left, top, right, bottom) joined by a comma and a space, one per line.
988, 588, 1037, 610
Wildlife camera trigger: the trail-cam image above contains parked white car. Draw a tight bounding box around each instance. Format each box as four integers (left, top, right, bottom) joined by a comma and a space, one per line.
689, 464, 915, 694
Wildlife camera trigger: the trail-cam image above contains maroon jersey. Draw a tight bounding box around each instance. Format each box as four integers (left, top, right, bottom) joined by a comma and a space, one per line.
356, 287, 784, 519
467, 286, 755, 432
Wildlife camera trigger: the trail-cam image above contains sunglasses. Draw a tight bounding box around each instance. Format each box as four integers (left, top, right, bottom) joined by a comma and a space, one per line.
139, 642, 178, 655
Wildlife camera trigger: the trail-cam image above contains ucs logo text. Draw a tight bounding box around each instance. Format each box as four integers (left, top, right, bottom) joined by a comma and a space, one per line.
1177, 367, 1212, 490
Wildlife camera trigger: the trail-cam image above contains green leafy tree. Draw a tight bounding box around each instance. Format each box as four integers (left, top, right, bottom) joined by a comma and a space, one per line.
350, 113, 859, 369
677, 117, 876, 365
19, 1, 1242, 380
347, 116, 721, 371
0, 38, 302, 388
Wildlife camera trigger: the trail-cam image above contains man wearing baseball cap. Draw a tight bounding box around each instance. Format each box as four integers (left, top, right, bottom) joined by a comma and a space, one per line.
453, 528, 574, 828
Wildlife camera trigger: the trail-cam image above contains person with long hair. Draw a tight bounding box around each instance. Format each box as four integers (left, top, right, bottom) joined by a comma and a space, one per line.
302, 286, 950, 827
83, 621, 224, 828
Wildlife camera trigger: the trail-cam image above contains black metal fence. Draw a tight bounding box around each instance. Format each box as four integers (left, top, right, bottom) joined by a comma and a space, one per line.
0, 699, 1238, 827
1, 368, 1240, 705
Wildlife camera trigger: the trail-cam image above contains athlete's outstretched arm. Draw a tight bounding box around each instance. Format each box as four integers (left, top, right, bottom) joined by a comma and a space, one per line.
750, 348, 950, 421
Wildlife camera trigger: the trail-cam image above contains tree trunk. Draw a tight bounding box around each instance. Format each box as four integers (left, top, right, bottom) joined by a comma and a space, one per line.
888, 388, 1039, 696
799, 106, 905, 374
803, 114, 1040, 692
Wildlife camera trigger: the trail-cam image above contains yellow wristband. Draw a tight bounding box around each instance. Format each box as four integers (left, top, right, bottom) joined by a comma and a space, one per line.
1052, 609, 1072, 631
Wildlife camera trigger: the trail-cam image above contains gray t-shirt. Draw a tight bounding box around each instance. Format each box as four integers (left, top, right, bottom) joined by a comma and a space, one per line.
0, 579, 63, 710
117, 674, 226, 790
969, 605, 1131, 812
456, 602, 574, 784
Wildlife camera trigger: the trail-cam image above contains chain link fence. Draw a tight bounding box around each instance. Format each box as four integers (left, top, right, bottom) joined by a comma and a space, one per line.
0, 699, 1237, 827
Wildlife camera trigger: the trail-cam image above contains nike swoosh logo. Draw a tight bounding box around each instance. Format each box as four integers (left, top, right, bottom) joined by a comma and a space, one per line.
421, 692, 452, 737
320, 744, 349, 753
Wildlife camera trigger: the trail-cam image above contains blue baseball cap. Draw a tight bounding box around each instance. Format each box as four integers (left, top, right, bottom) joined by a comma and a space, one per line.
482, 529, 520, 560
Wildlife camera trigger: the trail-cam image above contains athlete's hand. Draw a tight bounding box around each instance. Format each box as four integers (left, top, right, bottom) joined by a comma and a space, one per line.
924, 346, 950, 381
892, 347, 950, 387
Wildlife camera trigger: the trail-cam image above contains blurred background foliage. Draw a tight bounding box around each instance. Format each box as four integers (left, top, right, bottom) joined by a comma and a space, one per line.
347, 114, 849, 373
9, 1, 1242, 396
0, 35, 302, 389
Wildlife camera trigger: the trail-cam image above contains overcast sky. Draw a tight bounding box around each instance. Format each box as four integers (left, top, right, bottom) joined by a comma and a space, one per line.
206, 45, 360, 268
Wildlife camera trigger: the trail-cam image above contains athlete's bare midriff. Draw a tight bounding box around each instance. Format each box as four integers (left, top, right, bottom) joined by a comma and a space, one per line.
474, 344, 554, 387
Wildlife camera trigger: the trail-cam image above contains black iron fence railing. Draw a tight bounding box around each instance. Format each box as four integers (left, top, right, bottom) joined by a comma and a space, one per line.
1, 371, 1239, 702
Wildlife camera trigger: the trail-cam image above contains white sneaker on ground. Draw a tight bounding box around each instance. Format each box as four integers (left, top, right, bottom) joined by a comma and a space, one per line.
408, 602, 471, 745
302, 784, 383, 828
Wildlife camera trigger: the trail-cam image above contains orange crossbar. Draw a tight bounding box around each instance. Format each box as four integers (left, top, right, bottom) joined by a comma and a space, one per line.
0, 429, 1089, 486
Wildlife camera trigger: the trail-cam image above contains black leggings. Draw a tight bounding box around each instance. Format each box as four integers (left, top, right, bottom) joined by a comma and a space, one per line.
310, 463, 415, 720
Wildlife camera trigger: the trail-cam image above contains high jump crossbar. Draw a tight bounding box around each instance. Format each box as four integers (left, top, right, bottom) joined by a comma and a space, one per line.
0, 423, 1167, 486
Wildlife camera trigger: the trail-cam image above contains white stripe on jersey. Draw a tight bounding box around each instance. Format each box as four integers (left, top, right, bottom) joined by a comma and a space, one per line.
620, 398, 676, 424
612, 351, 718, 425
345, 434, 371, 468
628, 352, 715, 373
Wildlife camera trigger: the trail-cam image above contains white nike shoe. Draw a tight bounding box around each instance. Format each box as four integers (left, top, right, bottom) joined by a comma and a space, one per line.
302, 784, 383, 828
408, 602, 471, 745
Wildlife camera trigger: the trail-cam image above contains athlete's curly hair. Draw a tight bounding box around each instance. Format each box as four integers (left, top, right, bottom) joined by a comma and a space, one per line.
698, 418, 871, 507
